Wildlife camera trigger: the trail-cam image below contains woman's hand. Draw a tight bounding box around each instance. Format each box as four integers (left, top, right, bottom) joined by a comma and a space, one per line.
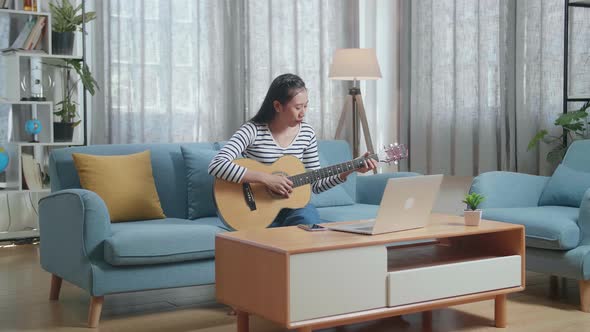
262, 173, 293, 198
357, 152, 378, 173
339, 152, 378, 181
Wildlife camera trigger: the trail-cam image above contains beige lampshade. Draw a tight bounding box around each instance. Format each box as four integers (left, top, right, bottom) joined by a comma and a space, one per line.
328, 48, 382, 80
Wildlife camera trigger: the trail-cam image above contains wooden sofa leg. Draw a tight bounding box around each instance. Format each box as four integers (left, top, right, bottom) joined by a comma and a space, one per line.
550, 275, 559, 298
49, 274, 62, 301
88, 296, 104, 328
579, 280, 590, 312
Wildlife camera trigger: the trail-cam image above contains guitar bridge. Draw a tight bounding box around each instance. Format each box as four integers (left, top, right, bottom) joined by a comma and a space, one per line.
242, 183, 257, 211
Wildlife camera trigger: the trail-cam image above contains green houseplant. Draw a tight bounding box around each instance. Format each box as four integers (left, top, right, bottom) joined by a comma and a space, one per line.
52, 59, 98, 142
462, 193, 485, 226
528, 100, 590, 164
49, 0, 96, 55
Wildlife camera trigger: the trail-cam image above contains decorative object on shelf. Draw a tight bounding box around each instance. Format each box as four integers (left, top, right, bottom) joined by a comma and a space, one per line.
49, 0, 96, 55
20, 61, 54, 101
462, 192, 485, 226
527, 100, 590, 164
25, 118, 42, 142
0, 147, 9, 173
329, 48, 382, 162
52, 58, 98, 142
24, 0, 38, 11
29, 57, 45, 101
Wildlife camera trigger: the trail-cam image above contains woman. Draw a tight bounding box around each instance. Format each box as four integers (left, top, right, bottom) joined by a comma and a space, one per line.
208, 73, 377, 227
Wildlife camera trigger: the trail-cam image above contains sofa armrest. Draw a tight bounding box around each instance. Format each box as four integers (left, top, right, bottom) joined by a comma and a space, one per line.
578, 189, 590, 245
470, 171, 550, 209
356, 172, 421, 205
39, 189, 111, 293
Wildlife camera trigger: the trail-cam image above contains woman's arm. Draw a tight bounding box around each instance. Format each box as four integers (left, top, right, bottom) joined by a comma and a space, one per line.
208, 122, 257, 183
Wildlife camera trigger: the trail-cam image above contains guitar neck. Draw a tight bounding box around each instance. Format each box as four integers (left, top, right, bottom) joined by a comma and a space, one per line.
288, 153, 378, 188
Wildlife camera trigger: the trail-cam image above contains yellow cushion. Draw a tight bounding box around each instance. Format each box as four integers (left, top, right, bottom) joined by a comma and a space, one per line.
72, 150, 165, 222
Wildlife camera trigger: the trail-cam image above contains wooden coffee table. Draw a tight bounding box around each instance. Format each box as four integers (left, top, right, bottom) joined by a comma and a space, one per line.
216, 213, 525, 332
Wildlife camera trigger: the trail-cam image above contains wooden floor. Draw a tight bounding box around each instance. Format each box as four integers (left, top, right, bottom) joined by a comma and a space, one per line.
3, 177, 590, 331
2, 244, 590, 331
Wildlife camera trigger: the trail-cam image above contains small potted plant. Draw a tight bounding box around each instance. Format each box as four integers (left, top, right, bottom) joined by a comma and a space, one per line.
49, 0, 96, 55
52, 59, 98, 142
462, 193, 485, 226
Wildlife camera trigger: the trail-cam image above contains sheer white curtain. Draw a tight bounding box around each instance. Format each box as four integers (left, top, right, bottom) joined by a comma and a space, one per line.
359, 0, 401, 173
402, 0, 590, 176
92, 0, 356, 144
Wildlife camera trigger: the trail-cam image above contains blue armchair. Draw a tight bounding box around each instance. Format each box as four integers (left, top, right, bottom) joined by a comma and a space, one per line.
470, 139, 590, 311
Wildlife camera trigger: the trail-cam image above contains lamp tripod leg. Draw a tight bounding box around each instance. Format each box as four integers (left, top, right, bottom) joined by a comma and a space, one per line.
335, 96, 352, 141
356, 95, 377, 174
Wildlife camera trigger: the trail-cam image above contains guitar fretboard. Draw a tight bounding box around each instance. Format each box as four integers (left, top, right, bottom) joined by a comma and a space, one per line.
288, 154, 378, 188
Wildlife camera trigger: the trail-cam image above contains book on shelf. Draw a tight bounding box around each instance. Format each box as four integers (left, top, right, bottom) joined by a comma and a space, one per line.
21, 152, 43, 190
23, 16, 46, 50
1, 16, 46, 53
8, 18, 35, 49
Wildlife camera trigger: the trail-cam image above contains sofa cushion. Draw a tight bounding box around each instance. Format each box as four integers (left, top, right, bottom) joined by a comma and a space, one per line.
72, 150, 165, 222
104, 217, 228, 266
539, 164, 590, 208
310, 140, 356, 207
318, 204, 379, 222
483, 206, 580, 250
181, 146, 219, 219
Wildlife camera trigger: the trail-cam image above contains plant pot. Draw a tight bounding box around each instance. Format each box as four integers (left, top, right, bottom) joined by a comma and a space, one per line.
53, 122, 74, 142
52, 31, 74, 55
464, 209, 482, 226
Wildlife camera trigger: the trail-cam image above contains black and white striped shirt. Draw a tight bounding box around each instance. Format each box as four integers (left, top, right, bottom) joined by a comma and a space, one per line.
208, 121, 344, 194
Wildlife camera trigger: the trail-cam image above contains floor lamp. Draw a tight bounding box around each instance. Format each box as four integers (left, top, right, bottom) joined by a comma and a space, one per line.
329, 48, 382, 161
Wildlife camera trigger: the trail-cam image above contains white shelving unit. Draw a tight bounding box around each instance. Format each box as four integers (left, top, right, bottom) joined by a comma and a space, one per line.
0, 0, 89, 240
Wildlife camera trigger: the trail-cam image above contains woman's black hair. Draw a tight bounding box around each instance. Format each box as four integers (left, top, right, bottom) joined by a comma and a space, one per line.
250, 73, 306, 124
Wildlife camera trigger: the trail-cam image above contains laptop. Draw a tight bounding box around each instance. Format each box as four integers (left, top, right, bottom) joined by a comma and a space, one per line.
326, 174, 443, 235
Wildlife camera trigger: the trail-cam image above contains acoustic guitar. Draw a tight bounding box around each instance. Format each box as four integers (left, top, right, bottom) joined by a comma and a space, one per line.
213, 144, 408, 231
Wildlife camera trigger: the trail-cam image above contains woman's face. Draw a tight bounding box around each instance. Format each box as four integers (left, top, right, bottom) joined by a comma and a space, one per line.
275, 89, 308, 127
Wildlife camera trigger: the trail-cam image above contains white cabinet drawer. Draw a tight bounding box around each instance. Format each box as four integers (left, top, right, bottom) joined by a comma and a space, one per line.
387, 255, 521, 307
290, 245, 387, 322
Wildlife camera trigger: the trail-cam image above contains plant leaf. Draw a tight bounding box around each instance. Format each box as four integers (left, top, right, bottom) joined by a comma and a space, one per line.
528, 130, 548, 151
555, 110, 588, 126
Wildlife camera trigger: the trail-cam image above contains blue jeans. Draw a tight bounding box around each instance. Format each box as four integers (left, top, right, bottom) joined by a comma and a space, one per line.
269, 204, 320, 228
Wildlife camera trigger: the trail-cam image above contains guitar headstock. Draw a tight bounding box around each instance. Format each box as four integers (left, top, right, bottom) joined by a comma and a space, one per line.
377, 143, 408, 165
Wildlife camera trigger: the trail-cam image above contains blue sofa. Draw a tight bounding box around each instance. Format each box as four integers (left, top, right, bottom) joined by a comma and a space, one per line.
38, 140, 418, 327
470, 139, 590, 311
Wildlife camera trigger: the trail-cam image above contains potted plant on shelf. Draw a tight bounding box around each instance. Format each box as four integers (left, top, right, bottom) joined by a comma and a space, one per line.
49, 0, 96, 55
462, 193, 485, 226
53, 58, 98, 142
